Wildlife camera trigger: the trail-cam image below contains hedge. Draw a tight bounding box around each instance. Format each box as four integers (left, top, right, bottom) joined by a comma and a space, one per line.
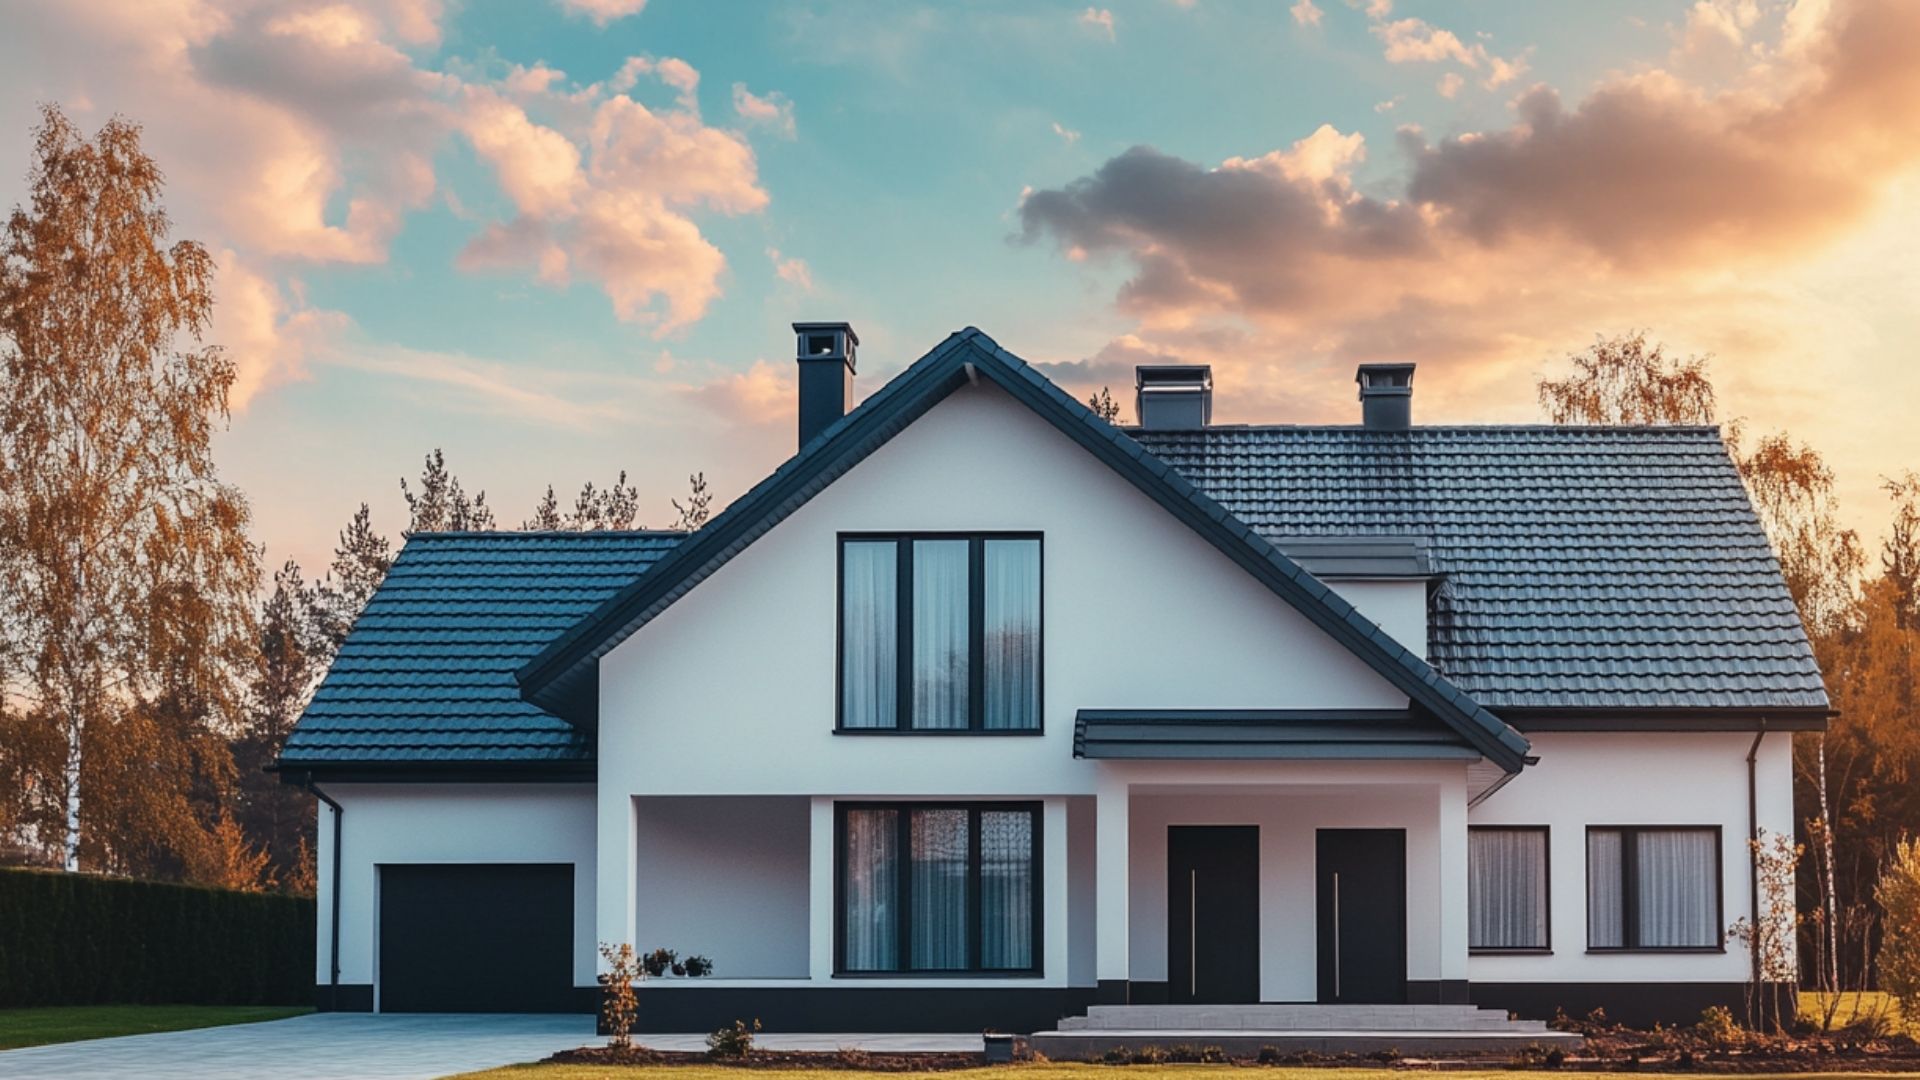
0, 867, 315, 1006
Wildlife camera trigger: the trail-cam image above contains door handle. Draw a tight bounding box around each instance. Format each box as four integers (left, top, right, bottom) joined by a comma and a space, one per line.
1189, 869, 1198, 996
1332, 871, 1341, 1000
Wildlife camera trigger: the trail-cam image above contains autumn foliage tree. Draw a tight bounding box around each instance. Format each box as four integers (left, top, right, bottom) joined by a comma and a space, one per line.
0, 105, 258, 876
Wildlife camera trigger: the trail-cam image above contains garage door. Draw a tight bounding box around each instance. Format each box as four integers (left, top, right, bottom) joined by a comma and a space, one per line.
379, 864, 574, 1012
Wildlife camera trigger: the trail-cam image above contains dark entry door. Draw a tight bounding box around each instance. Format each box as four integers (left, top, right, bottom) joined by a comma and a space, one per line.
1167, 825, 1260, 1004
1315, 829, 1406, 1003
380, 863, 574, 1012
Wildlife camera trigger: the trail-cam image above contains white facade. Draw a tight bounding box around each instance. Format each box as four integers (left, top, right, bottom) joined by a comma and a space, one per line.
312, 375, 1800, 1027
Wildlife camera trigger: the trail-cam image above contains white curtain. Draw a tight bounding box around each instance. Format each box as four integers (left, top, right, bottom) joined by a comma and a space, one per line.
980, 810, 1034, 969
1588, 829, 1625, 948
1469, 829, 1547, 949
911, 540, 970, 729
1637, 830, 1718, 947
910, 809, 969, 969
841, 542, 897, 729
983, 540, 1040, 731
843, 810, 898, 970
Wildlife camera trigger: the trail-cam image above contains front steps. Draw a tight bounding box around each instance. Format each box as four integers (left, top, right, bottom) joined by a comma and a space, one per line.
1030, 1004, 1584, 1057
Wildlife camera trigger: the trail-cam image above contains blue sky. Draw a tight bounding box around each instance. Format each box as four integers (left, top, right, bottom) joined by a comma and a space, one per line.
3, 0, 1915, 573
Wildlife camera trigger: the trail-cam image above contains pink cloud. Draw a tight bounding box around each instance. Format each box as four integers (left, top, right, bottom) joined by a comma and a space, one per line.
555, 0, 648, 27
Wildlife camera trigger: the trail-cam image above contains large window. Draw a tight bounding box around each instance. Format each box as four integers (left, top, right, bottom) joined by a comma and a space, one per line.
1469, 826, 1549, 951
1587, 826, 1722, 951
836, 803, 1041, 975
838, 535, 1041, 732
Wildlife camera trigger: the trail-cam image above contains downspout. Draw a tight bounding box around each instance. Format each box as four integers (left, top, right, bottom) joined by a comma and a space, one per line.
304, 774, 344, 1011
1746, 726, 1767, 994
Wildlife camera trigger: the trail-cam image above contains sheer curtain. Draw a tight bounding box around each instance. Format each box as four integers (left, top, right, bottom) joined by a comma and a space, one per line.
1587, 829, 1624, 948
910, 810, 969, 970
983, 540, 1040, 731
843, 810, 899, 971
911, 540, 970, 729
980, 810, 1034, 968
1637, 830, 1718, 947
841, 542, 897, 729
1469, 829, 1547, 949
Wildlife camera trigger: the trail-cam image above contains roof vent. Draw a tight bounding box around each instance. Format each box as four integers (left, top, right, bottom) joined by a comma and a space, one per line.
793, 321, 858, 449
1134, 365, 1212, 430
1356, 363, 1415, 430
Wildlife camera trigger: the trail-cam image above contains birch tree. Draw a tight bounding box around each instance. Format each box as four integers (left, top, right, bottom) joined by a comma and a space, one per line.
0, 105, 257, 871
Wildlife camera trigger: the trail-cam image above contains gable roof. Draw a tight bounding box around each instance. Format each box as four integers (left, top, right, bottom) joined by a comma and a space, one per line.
515, 328, 1531, 772
1131, 425, 1828, 715
276, 530, 681, 774
1074, 708, 1481, 760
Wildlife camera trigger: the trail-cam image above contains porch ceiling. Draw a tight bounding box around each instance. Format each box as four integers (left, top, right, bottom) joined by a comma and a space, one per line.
1072, 708, 1481, 761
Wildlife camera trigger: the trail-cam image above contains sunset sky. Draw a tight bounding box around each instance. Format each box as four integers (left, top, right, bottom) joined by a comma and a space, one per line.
3, 0, 1916, 574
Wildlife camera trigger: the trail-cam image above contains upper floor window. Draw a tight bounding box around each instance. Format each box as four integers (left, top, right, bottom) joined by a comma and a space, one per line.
839, 534, 1041, 732
1468, 826, 1549, 952
1587, 826, 1722, 951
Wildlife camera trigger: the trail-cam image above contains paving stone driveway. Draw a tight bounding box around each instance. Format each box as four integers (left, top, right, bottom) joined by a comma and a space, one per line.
0, 1013, 597, 1080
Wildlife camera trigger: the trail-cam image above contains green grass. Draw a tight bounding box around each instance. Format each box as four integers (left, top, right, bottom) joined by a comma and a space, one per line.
445, 1060, 1904, 1068
0, 1004, 312, 1050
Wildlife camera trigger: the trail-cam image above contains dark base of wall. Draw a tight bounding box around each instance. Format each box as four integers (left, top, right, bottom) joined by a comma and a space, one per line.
1406, 980, 1470, 1005
616, 986, 1098, 1034
316, 984, 374, 1012
1471, 982, 1796, 1029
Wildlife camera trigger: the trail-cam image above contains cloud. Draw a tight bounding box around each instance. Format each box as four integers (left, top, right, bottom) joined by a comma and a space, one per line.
1356, 6, 1529, 95
733, 83, 796, 138
555, 0, 648, 26
1078, 7, 1116, 41
767, 247, 815, 291
1052, 121, 1082, 144
1436, 72, 1465, 98
1291, 0, 1324, 27
1374, 95, 1406, 113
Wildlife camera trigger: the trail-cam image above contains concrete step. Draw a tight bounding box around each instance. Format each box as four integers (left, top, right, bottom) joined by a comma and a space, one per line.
1066, 1004, 1535, 1032
1029, 1029, 1584, 1058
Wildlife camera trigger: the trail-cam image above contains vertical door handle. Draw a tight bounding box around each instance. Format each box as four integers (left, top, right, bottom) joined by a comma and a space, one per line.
1189, 869, 1198, 996
1332, 871, 1341, 999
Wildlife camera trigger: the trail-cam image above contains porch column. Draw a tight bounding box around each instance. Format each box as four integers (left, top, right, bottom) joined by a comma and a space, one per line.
808, 797, 835, 982
1095, 771, 1130, 1001
1435, 776, 1470, 999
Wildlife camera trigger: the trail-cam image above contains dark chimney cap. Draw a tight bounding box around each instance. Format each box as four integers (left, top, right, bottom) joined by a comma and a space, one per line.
1135, 365, 1213, 430
794, 322, 859, 449
793, 321, 859, 364
1356, 362, 1414, 430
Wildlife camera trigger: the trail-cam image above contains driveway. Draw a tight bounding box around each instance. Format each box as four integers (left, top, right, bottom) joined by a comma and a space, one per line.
0, 1013, 596, 1080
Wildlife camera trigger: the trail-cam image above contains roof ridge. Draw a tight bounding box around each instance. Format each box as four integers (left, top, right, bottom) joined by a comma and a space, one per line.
1129, 423, 1727, 434
403, 529, 687, 539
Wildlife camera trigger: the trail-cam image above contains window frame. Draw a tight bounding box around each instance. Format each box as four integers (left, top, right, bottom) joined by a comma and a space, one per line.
834, 533, 1045, 735
1467, 825, 1552, 955
832, 801, 1045, 978
1584, 824, 1726, 954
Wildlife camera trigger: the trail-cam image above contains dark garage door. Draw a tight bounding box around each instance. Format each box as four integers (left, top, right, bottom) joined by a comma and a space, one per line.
379, 863, 574, 1012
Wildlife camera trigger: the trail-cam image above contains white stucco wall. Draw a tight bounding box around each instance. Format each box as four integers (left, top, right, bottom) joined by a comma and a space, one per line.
632, 796, 811, 978
315, 783, 597, 997
1467, 730, 1796, 984
1322, 579, 1428, 660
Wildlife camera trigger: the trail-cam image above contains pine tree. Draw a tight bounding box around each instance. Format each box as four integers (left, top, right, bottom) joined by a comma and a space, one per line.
671, 472, 713, 532
233, 560, 319, 886
400, 448, 494, 534
312, 503, 392, 662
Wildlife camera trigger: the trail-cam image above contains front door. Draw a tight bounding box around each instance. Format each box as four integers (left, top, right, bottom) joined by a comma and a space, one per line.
1315, 829, 1407, 1003
1167, 825, 1260, 1004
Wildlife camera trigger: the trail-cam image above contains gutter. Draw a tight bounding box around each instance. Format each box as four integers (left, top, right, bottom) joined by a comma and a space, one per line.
303, 774, 344, 1011
1745, 725, 1767, 992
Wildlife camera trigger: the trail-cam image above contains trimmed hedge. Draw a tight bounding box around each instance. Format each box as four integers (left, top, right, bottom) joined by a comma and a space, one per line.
0, 867, 315, 1006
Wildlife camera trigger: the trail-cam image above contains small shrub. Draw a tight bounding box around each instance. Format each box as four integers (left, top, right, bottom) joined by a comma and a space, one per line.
1366, 1046, 1401, 1063
1255, 1045, 1284, 1065
1878, 838, 1920, 1026
1166, 1043, 1201, 1062
1130, 1044, 1169, 1065
707, 1018, 761, 1058
1198, 1045, 1228, 1063
596, 942, 640, 1050
682, 955, 714, 977
834, 1046, 873, 1068
1696, 1004, 1742, 1048
643, 948, 677, 978
1099, 1046, 1133, 1065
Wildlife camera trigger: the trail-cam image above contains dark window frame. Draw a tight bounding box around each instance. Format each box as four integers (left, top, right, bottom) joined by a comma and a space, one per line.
1585, 824, 1726, 954
834, 533, 1045, 735
832, 801, 1045, 977
1467, 825, 1552, 955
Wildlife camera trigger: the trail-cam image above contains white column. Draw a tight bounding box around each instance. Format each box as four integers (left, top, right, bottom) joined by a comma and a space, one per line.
595, 791, 636, 970
1044, 798, 1070, 984
808, 797, 836, 982
1095, 771, 1130, 989
1436, 776, 1470, 987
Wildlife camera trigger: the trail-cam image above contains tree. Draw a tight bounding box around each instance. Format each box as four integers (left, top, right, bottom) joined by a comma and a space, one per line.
1537, 331, 1716, 425
311, 503, 392, 662
1877, 838, 1920, 1024
400, 448, 494, 534
1087, 386, 1122, 424
0, 105, 258, 873
525, 471, 641, 531
1737, 433, 1865, 638
671, 472, 712, 532
233, 560, 319, 886
1883, 472, 1920, 630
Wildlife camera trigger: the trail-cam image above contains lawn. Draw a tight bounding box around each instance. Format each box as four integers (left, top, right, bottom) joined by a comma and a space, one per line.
449, 1060, 1904, 1068
1799, 990, 1908, 1033
0, 1004, 312, 1050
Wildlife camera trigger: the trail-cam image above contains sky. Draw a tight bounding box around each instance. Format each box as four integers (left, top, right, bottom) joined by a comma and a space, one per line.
2, 0, 1916, 576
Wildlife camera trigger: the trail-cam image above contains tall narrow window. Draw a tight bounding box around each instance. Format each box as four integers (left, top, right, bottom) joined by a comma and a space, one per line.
836, 803, 1041, 975
1469, 827, 1549, 950
1587, 827, 1720, 950
837, 535, 1041, 732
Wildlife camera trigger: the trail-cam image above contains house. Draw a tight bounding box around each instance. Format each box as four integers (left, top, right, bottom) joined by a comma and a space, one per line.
275, 324, 1826, 1033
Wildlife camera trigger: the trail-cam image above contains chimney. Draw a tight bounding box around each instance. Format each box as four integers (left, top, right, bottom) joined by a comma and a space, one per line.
1134, 365, 1213, 430
1356, 362, 1415, 430
793, 321, 858, 448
